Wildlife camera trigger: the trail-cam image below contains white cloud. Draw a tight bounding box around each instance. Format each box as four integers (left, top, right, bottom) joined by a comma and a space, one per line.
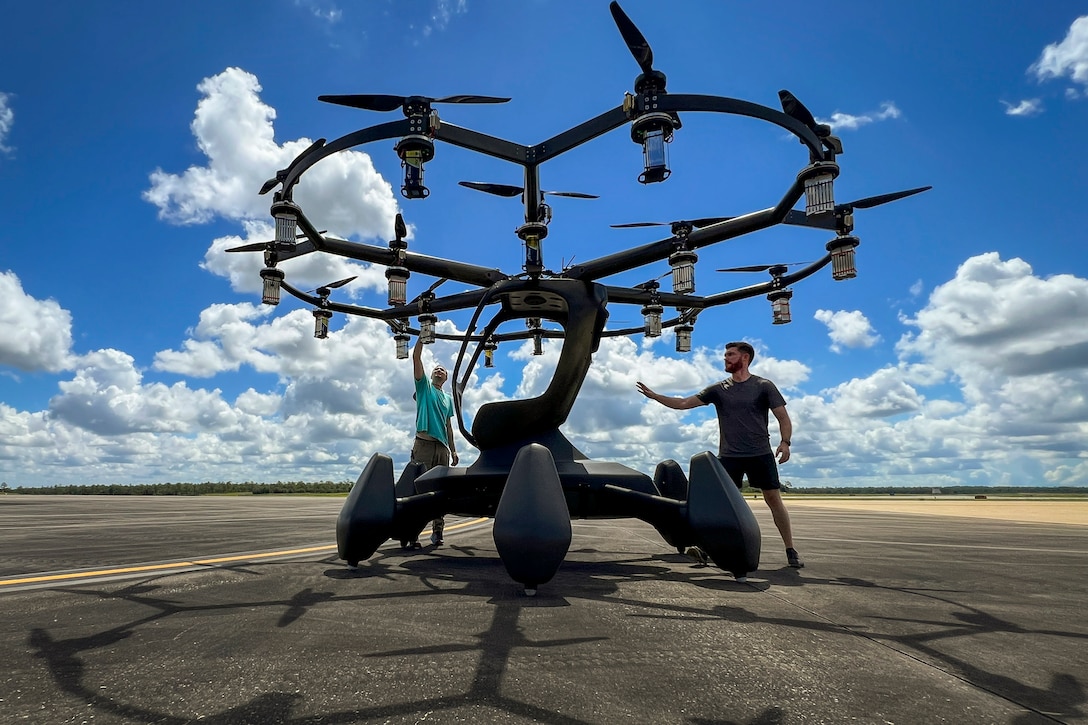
143, 67, 398, 243
1031, 16, 1088, 87
820, 367, 924, 419
0, 92, 13, 154
1001, 98, 1043, 116
897, 253, 1088, 383
814, 309, 881, 352
0, 271, 74, 373
201, 222, 387, 298
818, 102, 901, 131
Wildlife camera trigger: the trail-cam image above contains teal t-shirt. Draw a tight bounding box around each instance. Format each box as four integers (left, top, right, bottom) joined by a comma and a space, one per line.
414, 375, 455, 448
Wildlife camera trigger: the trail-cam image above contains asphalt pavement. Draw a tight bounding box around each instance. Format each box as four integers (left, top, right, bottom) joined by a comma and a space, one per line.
1, 494, 1085, 724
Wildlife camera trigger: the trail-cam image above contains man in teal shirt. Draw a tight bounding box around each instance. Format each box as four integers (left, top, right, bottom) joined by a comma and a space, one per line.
409, 337, 459, 547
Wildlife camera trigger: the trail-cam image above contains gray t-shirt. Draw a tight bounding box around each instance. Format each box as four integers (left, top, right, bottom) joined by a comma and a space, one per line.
695, 375, 786, 457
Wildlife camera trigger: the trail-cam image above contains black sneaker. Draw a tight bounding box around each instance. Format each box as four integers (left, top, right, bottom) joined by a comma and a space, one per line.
786, 548, 804, 568
409, 540, 422, 550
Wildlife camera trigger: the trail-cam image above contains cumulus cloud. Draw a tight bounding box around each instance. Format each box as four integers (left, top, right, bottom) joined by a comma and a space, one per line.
818, 102, 901, 131
201, 223, 387, 298
143, 67, 398, 242
0, 271, 74, 373
49, 349, 235, 436
1001, 98, 1043, 116
814, 309, 881, 352
1030, 15, 1088, 87
897, 253, 1088, 381
819, 367, 924, 419
0, 92, 13, 154
1, 317, 454, 484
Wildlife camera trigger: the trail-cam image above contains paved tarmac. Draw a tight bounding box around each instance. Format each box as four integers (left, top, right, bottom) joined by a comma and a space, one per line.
1, 494, 1086, 724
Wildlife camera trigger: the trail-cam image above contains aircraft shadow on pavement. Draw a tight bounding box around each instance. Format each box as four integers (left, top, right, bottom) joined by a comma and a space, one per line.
19, 550, 1087, 724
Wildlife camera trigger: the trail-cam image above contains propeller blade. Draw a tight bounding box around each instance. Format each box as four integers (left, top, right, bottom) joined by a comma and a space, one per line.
716, 261, 811, 273
258, 138, 326, 195
717, 264, 775, 273
778, 90, 818, 131
394, 213, 407, 240
610, 2, 654, 75
780, 209, 838, 230
318, 94, 406, 112
849, 186, 932, 209
408, 278, 449, 305
612, 216, 728, 229
259, 177, 280, 196
432, 95, 511, 105
543, 190, 599, 199
633, 271, 671, 289
326, 276, 357, 290
226, 241, 270, 253
320, 94, 511, 112
459, 181, 523, 197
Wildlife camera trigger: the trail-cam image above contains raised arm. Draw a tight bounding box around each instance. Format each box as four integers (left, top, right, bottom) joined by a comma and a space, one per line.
636, 381, 705, 410
413, 337, 425, 381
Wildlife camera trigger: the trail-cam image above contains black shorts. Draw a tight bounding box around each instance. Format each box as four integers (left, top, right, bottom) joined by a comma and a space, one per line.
718, 453, 781, 491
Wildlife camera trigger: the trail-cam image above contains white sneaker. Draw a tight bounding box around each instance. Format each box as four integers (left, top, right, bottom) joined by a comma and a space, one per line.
684, 546, 709, 566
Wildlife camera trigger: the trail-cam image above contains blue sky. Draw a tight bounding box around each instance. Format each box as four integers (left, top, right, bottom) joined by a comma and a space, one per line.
1, 1, 1086, 488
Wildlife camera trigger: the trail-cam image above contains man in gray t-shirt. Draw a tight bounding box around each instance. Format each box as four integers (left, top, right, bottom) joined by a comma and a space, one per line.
637, 341, 803, 569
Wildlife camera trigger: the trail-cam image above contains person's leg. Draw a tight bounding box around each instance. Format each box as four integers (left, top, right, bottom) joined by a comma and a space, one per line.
748, 454, 803, 567
760, 487, 794, 549
409, 438, 444, 548
430, 445, 450, 544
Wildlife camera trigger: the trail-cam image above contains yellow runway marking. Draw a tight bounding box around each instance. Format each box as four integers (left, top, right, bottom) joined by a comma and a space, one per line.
0, 517, 490, 588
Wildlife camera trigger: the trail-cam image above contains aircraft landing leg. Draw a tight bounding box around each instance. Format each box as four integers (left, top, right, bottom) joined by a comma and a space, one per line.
493, 443, 572, 594
686, 452, 761, 578
336, 453, 396, 568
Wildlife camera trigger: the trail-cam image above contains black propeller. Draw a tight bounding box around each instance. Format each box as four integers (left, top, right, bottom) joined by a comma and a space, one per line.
259, 138, 326, 195
225, 230, 326, 254
408, 277, 448, 306
610, 2, 654, 75
612, 217, 731, 233
318, 94, 510, 113
781, 186, 933, 230
394, 213, 407, 242
459, 181, 598, 199
779, 90, 818, 133
849, 186, 932, 209
633, 271, 670, 290
716, 262, 811, 274
314, 276, 357, 298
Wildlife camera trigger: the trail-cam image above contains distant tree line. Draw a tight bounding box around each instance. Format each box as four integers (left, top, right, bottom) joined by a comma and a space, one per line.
783, 485, 1088, 495
3, 481, 1085, 496
4, 481, 353, 495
